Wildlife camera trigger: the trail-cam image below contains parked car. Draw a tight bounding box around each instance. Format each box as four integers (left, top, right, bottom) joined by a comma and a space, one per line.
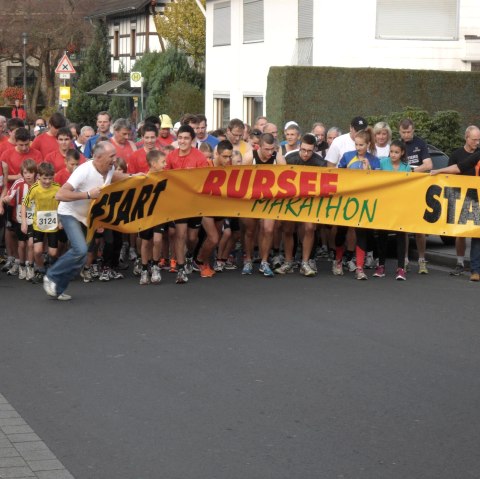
427, 144, 455, 245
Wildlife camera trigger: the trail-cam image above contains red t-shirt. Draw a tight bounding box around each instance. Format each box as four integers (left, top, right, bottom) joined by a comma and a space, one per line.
54, 167, 71, 186
110, 139, 136, 163
165, 148, 209, 170
157, 135, 175, 147
127, 148, 150, 174
0, 141, 15, 159
44, 150, 86, 173
0, 135, 9, 144
1, 147, 43, 184
31, 132, 59, 158
11, 107, 27, 120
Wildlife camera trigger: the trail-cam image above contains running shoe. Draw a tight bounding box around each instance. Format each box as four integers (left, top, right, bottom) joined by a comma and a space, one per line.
151, 265, 162, 284
133, 258, 142, 276
176, 269, 188, 284
1, 257, 14, 272
18, 265, 26, 280
184, 256, 194, 275
242, 261, 253, 275
225, 255, 237, 270
213, 260, 225, 272
470, 272, 480, 282
159, 258, 168, 270
128, 247, 138, 261
169, 258, 178, 273
404, 258, 410, 272
346, 259, 357, 272
81, 266, 94, 283
199, 263, 215, 278
275, 261, 294, 274
43, 275, 57, 297
395, 268, 407, 281
119, 242, 129, 263
449, 263, 464, 276
91, 263, 100, 278
300, 261, 316, 277
57, 293, 72, 301
271, 254, 284, 270
259, 261, 274, 277
139, 270, 150, 285
418, 259, 429, 274
364, 252, 376, 269
373, 265, 385, 278
7, 262, 19, 276
308, 258, 318, 273
99, 267, 111, 282
332, 260, 344, 276
109, 269, 124, 280
31, 271, 44, 284
25, 264, 35, 282
355, 267, 368, 280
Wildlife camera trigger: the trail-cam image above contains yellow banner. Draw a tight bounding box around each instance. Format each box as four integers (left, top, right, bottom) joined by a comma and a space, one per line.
87, 165, 480, 239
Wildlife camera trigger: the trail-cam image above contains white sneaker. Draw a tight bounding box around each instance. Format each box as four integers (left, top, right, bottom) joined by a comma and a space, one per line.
57, 293, 72, 301
18, 265, 26, 280
139, 269, 150, 285
347, 259, 357, 272
275, 261, 294, 274
43, 275, 57, 297
128, 247, 138, 261
151, 265, 161, 284
308, 258, 318, 273
25, 265, 35, 281
300, 261, 316, 277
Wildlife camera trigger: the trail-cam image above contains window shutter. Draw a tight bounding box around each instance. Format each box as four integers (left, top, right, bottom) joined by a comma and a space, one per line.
214, 2, 231, 46
243, 0, 264, 43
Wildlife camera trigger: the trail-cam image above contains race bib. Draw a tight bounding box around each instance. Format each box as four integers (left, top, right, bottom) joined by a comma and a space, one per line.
16, 205, 33, 225
36, 210, 58, 231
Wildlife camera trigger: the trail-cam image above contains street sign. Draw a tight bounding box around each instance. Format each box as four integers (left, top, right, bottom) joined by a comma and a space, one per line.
55, 54, 76, 74
59, 73, 71, 80
59, 86, 71, 100
130, 71, 142, 88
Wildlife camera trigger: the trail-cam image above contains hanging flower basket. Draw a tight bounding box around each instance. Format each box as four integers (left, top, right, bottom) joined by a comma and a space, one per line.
2, 87, 24, 103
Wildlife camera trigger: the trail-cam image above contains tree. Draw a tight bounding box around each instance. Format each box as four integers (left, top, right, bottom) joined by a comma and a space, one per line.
154, 0, 206, 69
68, 21, 111, 126
0, 0, 96, 116
133, 49, 204, 118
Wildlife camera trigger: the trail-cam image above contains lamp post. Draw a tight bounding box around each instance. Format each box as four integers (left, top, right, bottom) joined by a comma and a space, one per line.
22, 32, 27, 117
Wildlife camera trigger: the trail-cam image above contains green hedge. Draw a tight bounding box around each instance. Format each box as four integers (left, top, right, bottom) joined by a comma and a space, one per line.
266, 66, 480, 149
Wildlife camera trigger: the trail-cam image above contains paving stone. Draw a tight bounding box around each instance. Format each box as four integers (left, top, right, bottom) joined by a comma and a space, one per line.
6, 435, 40, 444
36, 470, 74, 479
0, 420, 27, 428
12, 442, 48, 453
27, 459, 63, 472
0, 466, 35, 478
0, 458, 27, 469
0, 413, 19, 420
15, 450, 55, 462
0, 450, 19, 459
0, 406, 14, 413
1, 429, 32, 437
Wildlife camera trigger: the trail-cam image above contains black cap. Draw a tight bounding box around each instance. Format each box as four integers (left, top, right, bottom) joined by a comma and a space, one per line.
351, 116, 367, 132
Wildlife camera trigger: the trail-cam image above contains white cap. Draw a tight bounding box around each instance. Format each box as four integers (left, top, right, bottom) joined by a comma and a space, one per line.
284, 121, 299, 130
173, 121, 181, 133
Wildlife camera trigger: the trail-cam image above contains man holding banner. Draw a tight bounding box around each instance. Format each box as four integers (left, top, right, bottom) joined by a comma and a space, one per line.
43, 141, 128, 300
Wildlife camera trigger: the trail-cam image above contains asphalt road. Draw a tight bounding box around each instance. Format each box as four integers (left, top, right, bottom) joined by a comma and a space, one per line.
0, 258, 479, 479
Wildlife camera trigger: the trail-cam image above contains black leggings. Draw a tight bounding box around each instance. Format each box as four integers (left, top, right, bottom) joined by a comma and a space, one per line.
376, 230, 406, 269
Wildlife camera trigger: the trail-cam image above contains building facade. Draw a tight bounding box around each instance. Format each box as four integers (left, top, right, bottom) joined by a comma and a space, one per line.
205, 0, 480, 128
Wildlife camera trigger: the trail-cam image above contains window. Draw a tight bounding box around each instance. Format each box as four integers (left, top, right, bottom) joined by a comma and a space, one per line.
7, 66, 37, 88
131, 28, 137, 58
213, 97, 230, 129
471, 62, 480, 72
298, 0, 313, 39
376, 0, 458, 40
243, 0, 263, 43
243, 96, 263, 126
113, 30, 119, 59
213, 1, 231, 46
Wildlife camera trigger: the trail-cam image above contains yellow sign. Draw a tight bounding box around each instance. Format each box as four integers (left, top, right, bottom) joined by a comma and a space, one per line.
87, 165, 480, 240
59, 86, 71, 100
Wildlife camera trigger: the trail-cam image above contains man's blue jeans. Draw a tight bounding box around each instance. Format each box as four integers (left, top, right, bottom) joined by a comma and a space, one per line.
471, 237, 480, 274
46, 214, 88, 294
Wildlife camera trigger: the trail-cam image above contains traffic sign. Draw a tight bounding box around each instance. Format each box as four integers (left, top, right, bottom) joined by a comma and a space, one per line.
130, 71, 142, 88
55, 54, 76, 74
59, 73, 71, 80
59, 86, 71, 100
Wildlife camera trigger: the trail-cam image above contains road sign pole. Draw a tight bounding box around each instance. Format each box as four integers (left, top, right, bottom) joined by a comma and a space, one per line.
140, 80, 144, 122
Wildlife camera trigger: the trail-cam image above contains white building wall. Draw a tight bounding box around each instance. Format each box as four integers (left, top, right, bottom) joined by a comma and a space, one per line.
206, 0, 480, 128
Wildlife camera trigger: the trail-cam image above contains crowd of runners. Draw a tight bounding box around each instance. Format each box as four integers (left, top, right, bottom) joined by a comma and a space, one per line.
0, 109, 478, 300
